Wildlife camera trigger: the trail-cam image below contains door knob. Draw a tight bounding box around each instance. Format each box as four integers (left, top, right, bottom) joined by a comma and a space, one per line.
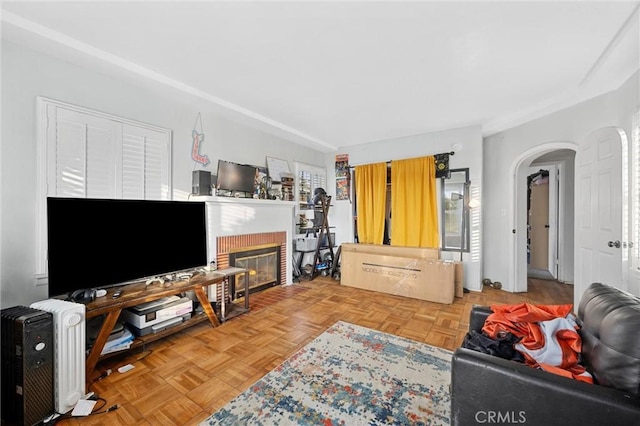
607, 240, 621, 248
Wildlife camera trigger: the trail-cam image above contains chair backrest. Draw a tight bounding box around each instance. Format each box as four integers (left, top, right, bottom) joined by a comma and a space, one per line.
578, 282, 640, 395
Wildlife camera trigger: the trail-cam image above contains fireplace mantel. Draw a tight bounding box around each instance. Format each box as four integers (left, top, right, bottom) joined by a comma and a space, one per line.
194, 195, 295, 208
192, 195, 295, 285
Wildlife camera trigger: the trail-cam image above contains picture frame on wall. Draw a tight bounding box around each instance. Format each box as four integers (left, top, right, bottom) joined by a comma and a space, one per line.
335, 154, 350, 200
266, 156, 290, 183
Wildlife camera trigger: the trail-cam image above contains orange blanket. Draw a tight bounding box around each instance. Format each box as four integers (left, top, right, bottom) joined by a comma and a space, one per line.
482, 303, 592, 383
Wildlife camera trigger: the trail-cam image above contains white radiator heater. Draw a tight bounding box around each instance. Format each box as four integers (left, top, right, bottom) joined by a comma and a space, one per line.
30, 299, 85, 414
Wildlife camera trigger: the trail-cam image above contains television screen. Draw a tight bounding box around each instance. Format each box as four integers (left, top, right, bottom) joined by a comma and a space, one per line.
216, 160, 257, 194
46, 197, 208, 298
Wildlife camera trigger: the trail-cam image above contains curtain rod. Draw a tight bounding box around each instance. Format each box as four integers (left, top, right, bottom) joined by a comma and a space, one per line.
347, 151, 454, 169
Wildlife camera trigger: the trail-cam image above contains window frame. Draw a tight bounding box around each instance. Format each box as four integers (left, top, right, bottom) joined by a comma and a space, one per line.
35, 97, 172, 282
441, 168, 470, 253
294, 161, 327, 233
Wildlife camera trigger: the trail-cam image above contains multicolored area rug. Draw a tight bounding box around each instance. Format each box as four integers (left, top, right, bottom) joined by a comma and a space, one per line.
202, 321, 452, 425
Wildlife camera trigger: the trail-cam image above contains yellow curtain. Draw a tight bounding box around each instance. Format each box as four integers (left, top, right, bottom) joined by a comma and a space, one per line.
355, 163, 387, 244
391, 156, 439, 247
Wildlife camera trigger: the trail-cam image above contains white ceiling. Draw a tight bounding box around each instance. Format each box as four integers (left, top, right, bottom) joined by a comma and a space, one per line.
2, 1, 639, 152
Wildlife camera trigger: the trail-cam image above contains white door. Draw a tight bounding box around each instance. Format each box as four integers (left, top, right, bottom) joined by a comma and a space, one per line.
528, 165, 558, 279
576, 127, 623, 303
530, 181, 549, 270
548, 167, 559, 279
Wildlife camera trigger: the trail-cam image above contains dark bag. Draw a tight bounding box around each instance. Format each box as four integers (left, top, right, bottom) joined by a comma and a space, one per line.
462, 330, 523, 362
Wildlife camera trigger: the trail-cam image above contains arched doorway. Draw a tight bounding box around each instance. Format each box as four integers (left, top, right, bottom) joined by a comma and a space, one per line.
509, 142, 578, 293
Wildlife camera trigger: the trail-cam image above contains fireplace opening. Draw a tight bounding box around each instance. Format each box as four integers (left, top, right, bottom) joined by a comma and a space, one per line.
229, 245, 281, 299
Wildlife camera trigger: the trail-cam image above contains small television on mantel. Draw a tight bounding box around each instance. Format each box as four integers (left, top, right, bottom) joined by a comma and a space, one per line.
46, 197, 208, 299
216, 160, 257, 195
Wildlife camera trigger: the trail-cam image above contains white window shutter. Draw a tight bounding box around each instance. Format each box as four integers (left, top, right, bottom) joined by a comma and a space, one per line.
144, 131, 170, 200
85, 121, 116, 199
312, 171, 326, 193
122, 124, 170, 200
121, 128, 146, 199
53, 108, 117, 198
52, 108, 88, 197
37, 98, 172, 277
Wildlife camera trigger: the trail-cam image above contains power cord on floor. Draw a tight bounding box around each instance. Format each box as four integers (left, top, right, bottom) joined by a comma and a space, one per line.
87, 368, 112, 393
91, 403, 120, 415
54, 345, 154, 424
41, 334, 160, 425
87, 345, 153, 392
42, 397, 114, 425
96, 368, 113, 380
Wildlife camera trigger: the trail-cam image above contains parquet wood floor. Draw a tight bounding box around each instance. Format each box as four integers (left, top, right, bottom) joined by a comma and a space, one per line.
59, 277, 572, 425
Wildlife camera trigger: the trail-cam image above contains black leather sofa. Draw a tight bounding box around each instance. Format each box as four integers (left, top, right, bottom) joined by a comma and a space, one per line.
451, 282, 640, 426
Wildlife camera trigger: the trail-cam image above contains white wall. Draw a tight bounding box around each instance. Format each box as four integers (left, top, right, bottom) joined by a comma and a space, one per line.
617, 72, 640, 296
559, 158, 576, 284
325, 125, 484, 291
3, 37, 637, 309
0, 40, 325, 308
483, 71, 639, 305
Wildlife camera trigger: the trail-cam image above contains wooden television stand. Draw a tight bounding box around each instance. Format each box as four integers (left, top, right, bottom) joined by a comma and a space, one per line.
84, 271, 227, 383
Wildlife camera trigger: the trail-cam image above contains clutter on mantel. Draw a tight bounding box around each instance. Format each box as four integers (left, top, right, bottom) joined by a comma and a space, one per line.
191, 194, 295, 207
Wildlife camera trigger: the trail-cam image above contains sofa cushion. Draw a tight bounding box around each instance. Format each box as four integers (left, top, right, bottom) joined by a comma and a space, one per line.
578, 282, 640, 395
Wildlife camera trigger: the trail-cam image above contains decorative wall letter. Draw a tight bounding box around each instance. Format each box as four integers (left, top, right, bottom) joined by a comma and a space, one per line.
191, 113, 210, 166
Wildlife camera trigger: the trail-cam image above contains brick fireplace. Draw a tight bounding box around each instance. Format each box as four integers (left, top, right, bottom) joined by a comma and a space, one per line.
215, 232, 287, 299
192, 195, 295, 302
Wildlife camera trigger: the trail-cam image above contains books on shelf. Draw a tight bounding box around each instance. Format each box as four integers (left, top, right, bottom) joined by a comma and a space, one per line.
100, 327, 134, 355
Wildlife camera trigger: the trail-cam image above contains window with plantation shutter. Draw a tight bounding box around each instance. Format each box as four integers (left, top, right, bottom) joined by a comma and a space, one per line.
295, 162, 327, 210
121, 124, 170, 200
312, 171, 327, 197
49, 107, 118, 198
294, 162, 328, 235
36, 97, 172, 280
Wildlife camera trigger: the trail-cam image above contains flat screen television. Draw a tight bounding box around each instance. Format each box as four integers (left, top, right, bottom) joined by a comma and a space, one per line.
46, 197, 208, 298
216, 160, 257, 194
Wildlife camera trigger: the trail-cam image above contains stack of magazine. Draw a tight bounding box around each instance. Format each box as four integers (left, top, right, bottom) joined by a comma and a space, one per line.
100, 326, 134, 355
